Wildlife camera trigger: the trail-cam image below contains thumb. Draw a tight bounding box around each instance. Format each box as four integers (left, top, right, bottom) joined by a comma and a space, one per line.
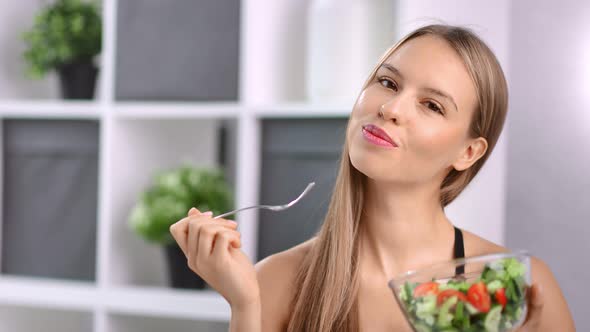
532, 284, 544, 307
525, 283, 544, 329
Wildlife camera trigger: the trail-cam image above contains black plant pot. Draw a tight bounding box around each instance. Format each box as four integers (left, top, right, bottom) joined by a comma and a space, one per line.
57, 60, 98, 100
164, 242, 207, 289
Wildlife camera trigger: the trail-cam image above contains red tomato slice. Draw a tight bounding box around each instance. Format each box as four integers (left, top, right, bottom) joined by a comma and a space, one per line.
413, 282, 439, 297
495, 288, 507, 308
467, 282, 491, 313
437, 289, 468, 306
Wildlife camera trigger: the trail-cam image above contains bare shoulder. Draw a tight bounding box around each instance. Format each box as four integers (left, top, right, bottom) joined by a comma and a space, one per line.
255, 236, 315, 278
254, 237, 316, 331
460, 229, 510, 256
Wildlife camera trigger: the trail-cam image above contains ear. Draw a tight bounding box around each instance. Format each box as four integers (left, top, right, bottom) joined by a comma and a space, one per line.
452, 137, 488, 172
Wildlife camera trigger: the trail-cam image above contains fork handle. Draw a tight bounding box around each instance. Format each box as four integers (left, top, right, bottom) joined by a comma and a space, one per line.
213, 206, 257, 220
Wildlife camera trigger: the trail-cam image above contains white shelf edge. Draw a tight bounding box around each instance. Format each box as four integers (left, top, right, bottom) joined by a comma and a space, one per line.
104, 286, 230, 321
0, 276, 97, 312
0, 100, 354, 119
113, 101, 244, 119
0, 100, 102, 119
0, 276, 230, 321
254, 102, 352, 118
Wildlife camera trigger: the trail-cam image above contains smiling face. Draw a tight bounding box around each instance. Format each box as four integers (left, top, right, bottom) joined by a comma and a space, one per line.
348, 34, 487, 186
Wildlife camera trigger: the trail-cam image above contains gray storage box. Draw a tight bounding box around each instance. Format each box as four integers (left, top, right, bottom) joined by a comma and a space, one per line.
1, 120, 99, 281
257, 118, 348, 260
115, 0, 240, 101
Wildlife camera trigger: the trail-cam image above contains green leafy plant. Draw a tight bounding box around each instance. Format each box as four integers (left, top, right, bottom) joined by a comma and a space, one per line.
22, 0, 102, 78
128, 165, 234, 245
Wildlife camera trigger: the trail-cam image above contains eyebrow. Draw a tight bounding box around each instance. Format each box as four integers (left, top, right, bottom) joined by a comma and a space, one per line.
378, 63, 459, 112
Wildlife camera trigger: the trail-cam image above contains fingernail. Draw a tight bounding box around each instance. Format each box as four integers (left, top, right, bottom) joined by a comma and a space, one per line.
202, 211, 213, 216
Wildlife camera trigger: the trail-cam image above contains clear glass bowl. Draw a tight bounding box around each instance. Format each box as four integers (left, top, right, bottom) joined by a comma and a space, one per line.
388, 250, 531, 332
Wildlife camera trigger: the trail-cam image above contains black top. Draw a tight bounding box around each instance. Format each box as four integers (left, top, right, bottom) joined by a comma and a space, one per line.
453, 226, 465, 275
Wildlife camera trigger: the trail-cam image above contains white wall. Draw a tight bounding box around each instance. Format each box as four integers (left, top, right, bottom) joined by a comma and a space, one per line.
0, 0, 59, 99
506, 1, 589, 329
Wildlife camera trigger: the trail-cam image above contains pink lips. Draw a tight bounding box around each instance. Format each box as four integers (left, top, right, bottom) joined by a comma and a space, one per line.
362, 124, 398, 148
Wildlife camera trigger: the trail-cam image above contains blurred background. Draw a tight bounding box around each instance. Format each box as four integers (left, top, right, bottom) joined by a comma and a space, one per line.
0, 0, 586, 331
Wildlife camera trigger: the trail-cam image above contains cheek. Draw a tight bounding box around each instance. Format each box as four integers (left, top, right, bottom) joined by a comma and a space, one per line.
411, 126, 462, 166
348, 90, 370, 141
349, 88, 382, 134
352, 87, 383, 116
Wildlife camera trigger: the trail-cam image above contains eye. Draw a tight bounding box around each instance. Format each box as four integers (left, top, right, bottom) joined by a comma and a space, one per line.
377, 77, 398, 91
425, 101, 444, 115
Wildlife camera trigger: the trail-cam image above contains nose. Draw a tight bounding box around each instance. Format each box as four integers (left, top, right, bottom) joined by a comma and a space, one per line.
379, 95, 406, 124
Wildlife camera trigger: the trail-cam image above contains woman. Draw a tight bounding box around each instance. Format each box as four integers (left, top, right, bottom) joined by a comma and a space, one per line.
170, 24, 575, 331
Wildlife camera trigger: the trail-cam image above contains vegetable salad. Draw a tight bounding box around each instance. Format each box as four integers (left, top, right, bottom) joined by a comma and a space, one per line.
397, 258, 528, 332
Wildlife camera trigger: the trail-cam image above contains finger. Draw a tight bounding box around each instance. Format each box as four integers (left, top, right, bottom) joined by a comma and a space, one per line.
525, 283, 544, 328
212, 216, 238, 228
198, 224, 238, 259
187, 216, 204, 265
187, 218, 237, 266
169, 217, 191, 256
212, 229, 242, 258
192, 216, 238, 231
188, 207, 213, 217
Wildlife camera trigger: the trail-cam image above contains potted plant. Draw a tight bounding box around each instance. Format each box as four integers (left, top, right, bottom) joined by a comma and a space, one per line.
128, 164, 234, 289
22, 0, 102, 99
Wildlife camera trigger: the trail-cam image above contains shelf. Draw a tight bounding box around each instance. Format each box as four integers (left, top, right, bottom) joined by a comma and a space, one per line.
107, 312, 228, 332
0, 276, 230, 322
0, 100, 102, 119
105, 286, 229, 321
0, 275, 97, 311
0, 100, 354, 120
254, 102, 352, 118
113, 101, 243, 119
0, 304, 94, 331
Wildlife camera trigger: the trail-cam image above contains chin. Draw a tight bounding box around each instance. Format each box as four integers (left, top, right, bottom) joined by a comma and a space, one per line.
349, 149, 389, 180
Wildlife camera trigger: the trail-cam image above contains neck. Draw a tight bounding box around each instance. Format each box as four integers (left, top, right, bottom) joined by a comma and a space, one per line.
359, 177, 456, 280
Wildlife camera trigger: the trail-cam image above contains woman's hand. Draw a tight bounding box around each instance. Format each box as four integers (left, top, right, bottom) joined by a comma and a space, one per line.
516, 283, 544, 331
169, 207, 260, 309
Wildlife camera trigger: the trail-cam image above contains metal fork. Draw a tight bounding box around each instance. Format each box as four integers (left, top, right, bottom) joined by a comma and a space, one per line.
212, 182, 316, 220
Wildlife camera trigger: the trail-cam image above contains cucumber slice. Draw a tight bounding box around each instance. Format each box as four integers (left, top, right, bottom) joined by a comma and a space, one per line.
465, 302, 480, 315
484, 305, 503, 332
436, 296, 457, 328
506, 259, 526, 278
416, 295, 437, 315
486, 280, 504, 293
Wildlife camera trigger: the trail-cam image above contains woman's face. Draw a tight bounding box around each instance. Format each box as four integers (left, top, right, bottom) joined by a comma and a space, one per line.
348, 34, 486, 185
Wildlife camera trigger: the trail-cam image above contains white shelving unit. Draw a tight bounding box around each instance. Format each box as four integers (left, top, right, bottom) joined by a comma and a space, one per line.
0, 0, 351, 331
0, 100, 102, 119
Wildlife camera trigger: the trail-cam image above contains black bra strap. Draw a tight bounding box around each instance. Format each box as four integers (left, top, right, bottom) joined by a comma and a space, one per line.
454, 226, 465, 275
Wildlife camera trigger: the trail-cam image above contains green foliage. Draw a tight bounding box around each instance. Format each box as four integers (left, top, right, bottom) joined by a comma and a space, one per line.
22, 0, 102, 78
128, 165, 235, 245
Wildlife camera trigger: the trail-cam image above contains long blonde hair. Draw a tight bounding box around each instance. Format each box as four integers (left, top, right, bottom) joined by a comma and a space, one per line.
286, 24, 509, 332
